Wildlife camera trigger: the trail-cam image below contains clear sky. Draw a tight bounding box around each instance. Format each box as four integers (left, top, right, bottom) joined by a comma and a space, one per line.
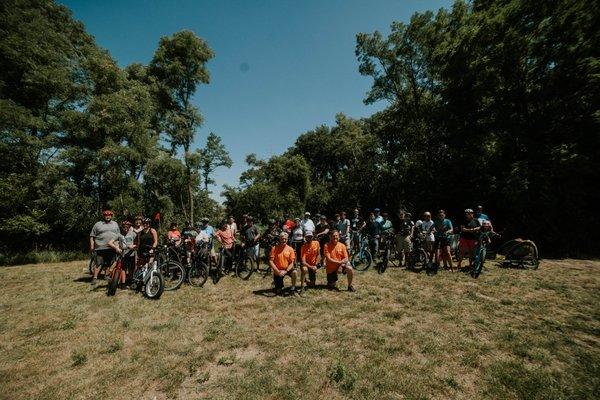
61, 0, 453, 202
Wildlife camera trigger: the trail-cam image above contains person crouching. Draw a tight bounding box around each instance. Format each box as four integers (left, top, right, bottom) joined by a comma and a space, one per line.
324, 229, 356, 292
269, 232, 298, 296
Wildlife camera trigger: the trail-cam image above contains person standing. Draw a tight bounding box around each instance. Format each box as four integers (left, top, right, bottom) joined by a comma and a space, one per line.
136, 217, 158, 264
215, 220, 235, 273
300, 212, 315, 234
415, 212, 435, 261
240, 216, 261, 262
374, 208, 383, 224
395, 210, 414, 267
432, 210, 454, 272
89, 210, 120, 285
291, 217, 304, 262
107, 220, 137, 287
366, 212, 381, 258
167, 222, 182, 246
457, 209, 481, 270
336, 211, 351, 248
474, 205, 489, 225
315, 215, 330, 256
350, 209, 365, 251
227, 216, 238, 236
132, 215, 143, 234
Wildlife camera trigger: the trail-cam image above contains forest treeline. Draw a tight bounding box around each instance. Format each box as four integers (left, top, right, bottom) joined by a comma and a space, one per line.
223, 0, 600, 257
1, 0, 599, 257
1, 0, 232, 254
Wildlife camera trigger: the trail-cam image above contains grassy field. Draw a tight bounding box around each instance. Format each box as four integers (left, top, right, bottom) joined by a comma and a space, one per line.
0, 259, 598, 400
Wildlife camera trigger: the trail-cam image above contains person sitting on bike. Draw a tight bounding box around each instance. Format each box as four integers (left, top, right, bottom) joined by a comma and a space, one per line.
137, 217, 158, 265
432, 210, 454, 272
167, 222, 182, 246
107, 220, 137, 288
365, 212, 381, 259
394, 210, 413, 267
324, 229, 355, 292
89, 210, 120, 285
315, 215, 330, 256
240, 216, 261, 262
269, 232, 298, 295
415, 211, 435, 261
457, 208, 481, 271
301, 231, 320, 290
215, 220, 235, 273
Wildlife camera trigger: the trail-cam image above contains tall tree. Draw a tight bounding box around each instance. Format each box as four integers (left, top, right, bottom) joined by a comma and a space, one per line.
197, 132, 232, 192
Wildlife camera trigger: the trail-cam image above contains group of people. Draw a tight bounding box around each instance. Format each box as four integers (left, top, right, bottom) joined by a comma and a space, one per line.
88, 205, 495, 294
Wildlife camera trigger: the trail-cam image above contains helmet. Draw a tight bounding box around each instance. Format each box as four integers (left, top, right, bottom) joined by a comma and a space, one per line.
142, 217, 151, 224
102, 210, 113, 216
464, 208, 474, 213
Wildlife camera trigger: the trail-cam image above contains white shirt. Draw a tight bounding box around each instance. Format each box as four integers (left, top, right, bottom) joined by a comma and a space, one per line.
227, 222, 237, 235
300, 218, 315, 233
416, 220, 435, 242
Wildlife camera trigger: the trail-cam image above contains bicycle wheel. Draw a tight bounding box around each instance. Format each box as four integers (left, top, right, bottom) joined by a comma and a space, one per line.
160, 261, 185, 291
236, 256, 255, 280
471, 248, 486, 278
521, 255, 540, 270
379, 247, 390, 274
144, 272, 164, 299
107, 268, 119, 296
407, 249, 427, 272
351, 249, 372, 271
188, 261, 208, 287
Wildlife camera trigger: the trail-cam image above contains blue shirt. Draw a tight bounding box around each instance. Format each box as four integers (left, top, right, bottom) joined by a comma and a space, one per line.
433, 218, 453, 238
201, 225, 214, 238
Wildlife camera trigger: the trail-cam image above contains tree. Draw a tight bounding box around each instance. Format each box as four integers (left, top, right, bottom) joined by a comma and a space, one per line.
197, 132, 232, 192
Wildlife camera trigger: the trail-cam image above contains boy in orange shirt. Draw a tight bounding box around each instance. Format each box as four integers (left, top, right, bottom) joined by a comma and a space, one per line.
324, 229, 356, 292
269, 232, 298, 295
300, 231, 320, 291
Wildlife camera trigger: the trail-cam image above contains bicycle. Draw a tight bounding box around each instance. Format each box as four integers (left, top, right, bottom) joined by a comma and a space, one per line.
107, 254, 123, 296
186, 241, 209, 287
471, 231, 500, 278
155, 245, 186, 291
131, 252, 165, 299
379, 232, 400, 274
350, 232, 373, 271
406, 232, 431, 273
234, 243, 256, 280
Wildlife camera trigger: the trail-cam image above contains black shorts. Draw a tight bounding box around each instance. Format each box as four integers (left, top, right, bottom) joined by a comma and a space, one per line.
273, 269, 295, 289
434, 236, 450, 249
95, 249, 116, 269
326, 266, 347, 284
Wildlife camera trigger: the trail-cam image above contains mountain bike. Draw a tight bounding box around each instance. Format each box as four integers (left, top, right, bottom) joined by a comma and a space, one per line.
156, 245, 185, 291
350, 233, 373, 271
407, 233, 431, 273
234, 243, 256, 280
257, 236, 278, 276
107, 254, 123, 296
471, 231, 500, 278
187, 241, 209, 287
379, 232, 400, 274
131, 253, 164, 299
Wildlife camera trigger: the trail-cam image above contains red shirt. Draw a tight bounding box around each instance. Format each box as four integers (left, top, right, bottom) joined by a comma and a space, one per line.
215, 228, 235, 249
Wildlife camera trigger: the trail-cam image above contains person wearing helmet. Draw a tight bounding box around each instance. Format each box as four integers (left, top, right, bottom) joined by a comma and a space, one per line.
199, 217, 217, 264
457, 208, 481, 271
89, 210, 120, 285
136, 217, 158, 265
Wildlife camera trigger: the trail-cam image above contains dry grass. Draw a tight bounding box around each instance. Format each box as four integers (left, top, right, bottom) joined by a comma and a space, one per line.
0, 259, 598, 399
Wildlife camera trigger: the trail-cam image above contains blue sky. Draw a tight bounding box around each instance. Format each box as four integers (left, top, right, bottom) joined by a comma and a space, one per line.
61, 0, 453, 201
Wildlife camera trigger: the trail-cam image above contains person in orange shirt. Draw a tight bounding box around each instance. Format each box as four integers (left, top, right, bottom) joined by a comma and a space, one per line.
324, 229, 356, 292
301, 231, 320, 290
215, 221, 235, 273
167, 222, 182, 246
269, 232, 298, 295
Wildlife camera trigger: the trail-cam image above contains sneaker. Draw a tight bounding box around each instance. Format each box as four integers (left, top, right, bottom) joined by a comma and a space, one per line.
291, 288, 299, 296
347, 286, 356, 292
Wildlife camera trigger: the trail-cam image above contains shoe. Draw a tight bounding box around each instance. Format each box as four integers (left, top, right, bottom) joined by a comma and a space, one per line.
291, 288, 299, 296
347, 286, 356, 292
90, 278, 97, 286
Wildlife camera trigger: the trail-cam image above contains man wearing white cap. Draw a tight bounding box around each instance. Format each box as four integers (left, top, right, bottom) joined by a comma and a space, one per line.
301, 212, 315, 233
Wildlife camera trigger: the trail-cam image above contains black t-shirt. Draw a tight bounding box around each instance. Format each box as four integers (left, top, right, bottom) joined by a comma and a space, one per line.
350, 215, 364, 231
460, 218, 481, 240
366, 220, 380, 237
241, 224, 259, 244
315, 222, 330, 241
397, 219, 414, 237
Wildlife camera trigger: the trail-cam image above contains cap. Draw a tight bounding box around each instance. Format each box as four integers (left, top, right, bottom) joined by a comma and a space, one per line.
201, 217, 209, 222
304, 212, 310, 216
464, 208, 474, 213
374, 208, 380, 212
102, 210, 113, 216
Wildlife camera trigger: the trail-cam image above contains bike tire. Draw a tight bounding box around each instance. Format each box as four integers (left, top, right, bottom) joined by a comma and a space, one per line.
408, 250, 427, 272
236, 256, 255, 280
144, 272, 164, 299
521, 255, 540, 270
188, 261, 209, 287
159, 261, 185, 291
107, 268, 119, 296
351, 249, 372, 271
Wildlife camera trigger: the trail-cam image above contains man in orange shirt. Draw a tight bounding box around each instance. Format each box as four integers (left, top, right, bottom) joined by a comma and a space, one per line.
269, 232, 298, 295
324, 229, 356, 292
301, 231, 320, 290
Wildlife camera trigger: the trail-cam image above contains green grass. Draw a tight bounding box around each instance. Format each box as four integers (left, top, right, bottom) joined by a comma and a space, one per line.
0, 250, 87, 266
0, 258, 598, 399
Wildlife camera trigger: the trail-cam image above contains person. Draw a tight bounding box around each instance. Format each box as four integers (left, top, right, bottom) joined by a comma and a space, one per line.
107, 220, 136, 287
474, 205, 489, 225
350, 209, 365, 251
323, 229, 355, 292
167, 222, 182, 246
136, 217, 158, 265
240, 216, 261, 261
457, 209, 481, 270
181, 222, 198, 264
282, 215, 295, 233
432, 210, 454, 272
132, 215, 143, 234
261, 219, 281, 261
291, 217, 304, 263
89, 210, 121, 285
199, 217, 217, 264
336, 211, 351, 248
301, 231, 320, 289
395, 210, 413, 267
315, 215, 330, 255
374, 208, 383, 224
215, 220, 235, 273
227, 216, 238, 236
300, 212, 315, 234
269, 232, 298, 295
415, 211, 435, 261
365, 212, 381, 258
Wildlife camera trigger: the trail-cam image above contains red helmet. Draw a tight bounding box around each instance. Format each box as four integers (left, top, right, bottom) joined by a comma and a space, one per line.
102, 210, 113, 216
